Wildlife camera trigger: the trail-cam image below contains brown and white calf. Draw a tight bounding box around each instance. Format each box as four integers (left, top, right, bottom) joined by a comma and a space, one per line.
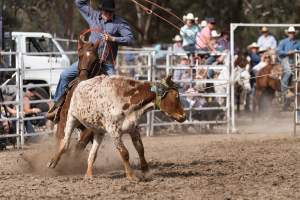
48, 75, 186, 181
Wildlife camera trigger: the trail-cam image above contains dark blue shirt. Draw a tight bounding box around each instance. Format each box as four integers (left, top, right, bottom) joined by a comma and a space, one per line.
75, 0, 134, 64
249, 53, 260, 68
277, 37, 300, 58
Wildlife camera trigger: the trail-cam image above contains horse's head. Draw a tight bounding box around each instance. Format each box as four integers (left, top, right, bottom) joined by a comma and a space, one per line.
234, 51, 249, 69
156, 75, 186, 122
77, 35, 100, 80
270, 64, 283, 81
270, 64, 284, 91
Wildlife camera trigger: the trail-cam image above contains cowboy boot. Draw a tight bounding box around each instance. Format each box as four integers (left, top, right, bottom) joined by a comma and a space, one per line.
47, 92, 68, 123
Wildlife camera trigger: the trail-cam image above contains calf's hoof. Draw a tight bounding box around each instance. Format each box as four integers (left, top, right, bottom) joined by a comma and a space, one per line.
85, 174, 93, 180
47, 158, 58, 169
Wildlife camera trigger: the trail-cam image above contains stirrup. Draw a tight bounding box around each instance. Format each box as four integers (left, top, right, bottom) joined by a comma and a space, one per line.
48, 94, 67, 114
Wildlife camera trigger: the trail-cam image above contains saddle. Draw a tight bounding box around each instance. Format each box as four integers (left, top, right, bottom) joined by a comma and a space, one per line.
48, 63, 106, 123
47, 78, 80, 123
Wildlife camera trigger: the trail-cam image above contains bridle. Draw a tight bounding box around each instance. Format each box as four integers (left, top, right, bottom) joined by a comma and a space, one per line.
77, 29, 111, 79
151, 80, 180, 109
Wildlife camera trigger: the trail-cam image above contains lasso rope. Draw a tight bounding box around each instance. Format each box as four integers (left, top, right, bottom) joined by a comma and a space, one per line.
197, 67, 298, 91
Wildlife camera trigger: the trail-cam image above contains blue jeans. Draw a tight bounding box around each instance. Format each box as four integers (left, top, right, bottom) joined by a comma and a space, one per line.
281, 57, 292, 93
54, 61, 115, 102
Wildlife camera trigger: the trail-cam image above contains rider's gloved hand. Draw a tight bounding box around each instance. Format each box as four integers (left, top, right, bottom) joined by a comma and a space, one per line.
104, 33, 116, 42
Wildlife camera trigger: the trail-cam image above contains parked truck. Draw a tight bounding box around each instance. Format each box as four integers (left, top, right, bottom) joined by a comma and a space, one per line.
1, 31, 70, 96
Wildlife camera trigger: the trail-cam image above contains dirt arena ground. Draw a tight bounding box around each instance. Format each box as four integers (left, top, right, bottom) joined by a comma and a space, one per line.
0, 115, 300, 200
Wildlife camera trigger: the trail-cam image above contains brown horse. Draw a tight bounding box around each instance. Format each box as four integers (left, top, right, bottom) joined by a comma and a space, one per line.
253, 64, 283, 112
54, 36, 102, 150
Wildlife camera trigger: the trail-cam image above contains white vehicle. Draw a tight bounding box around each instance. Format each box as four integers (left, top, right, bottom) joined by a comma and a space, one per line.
7, 32, 70, 96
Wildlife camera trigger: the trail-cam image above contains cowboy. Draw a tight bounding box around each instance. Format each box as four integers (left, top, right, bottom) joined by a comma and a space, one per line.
257, 27, 277, 50
257, 27, 277, 63
180, 13, 200, 53
171, 35, 184, 53
199, 20, 208, 30
277, 26, 300, 110
48, 0, 134, 118
247, 42, 260, 88
252, 48, 270, 76
217, 30, 230, 51
206, 30, 223, 78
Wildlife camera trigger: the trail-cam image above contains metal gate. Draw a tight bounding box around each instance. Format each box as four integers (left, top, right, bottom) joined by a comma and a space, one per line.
1, 49, 232, 149
230, 23, 300, 134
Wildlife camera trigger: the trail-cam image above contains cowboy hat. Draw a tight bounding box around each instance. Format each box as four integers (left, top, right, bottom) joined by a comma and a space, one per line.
247, 42, 259, 49
99, 0, 115, 12
258, 47, 268, 54
211, 30, 221, 38
200, 20, 207, 27
173, 35, 182, 42
285, 26, 298, 34
261, 26, 269, 33
186, 13, 195, 20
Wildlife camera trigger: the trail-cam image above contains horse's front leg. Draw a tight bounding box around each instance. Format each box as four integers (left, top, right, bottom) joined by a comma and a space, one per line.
254, 89, 263, 114
48, 115, 80, 168
75, 129, 94, 151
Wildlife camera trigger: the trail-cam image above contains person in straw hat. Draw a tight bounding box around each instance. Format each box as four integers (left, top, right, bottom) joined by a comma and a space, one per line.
277, 26, 300, 110
247, 42, 260, 89
252, 47, 271, 76
257, 26, 277, 50
257, 26, 277, 63
180, 13, 200, 53
171, 35, 183, 52
248, 42, 260, 68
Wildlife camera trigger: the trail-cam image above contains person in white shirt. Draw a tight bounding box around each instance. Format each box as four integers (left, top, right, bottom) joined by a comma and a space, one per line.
257, 27, 277, 63
252, 48, 271, 75
180, 13, 200, 53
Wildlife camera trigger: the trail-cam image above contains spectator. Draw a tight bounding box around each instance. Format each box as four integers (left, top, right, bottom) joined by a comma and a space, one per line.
173, 55, 191, 90
257, 27, 277, 50
186, 87, 206, 108
247, 42, 260, 88
180, 13, 199, 53
257, 26, 277, 63
206, 30, 225, 70
170, 35, 184, 53
124, 53, 136, 77
277, 26, 300, 110
195, 17, 216, 51
217, 30, 230, 51
199, 20, 207, 30
183, 15, 187, 24
252, 48, 271, 75
195, 17, 199, 25
6, 87, 50, 135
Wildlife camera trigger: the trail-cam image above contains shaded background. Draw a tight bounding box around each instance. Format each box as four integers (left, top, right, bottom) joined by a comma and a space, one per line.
2, 0, 300, 48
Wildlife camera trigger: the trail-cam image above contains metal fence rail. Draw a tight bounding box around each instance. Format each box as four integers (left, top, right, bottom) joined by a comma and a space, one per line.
0, 49, 232, 148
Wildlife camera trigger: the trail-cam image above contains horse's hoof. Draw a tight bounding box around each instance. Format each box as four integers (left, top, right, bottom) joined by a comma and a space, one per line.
127, 174, 140, 182
141, 166, 150, 173
47, 159, 58, 168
